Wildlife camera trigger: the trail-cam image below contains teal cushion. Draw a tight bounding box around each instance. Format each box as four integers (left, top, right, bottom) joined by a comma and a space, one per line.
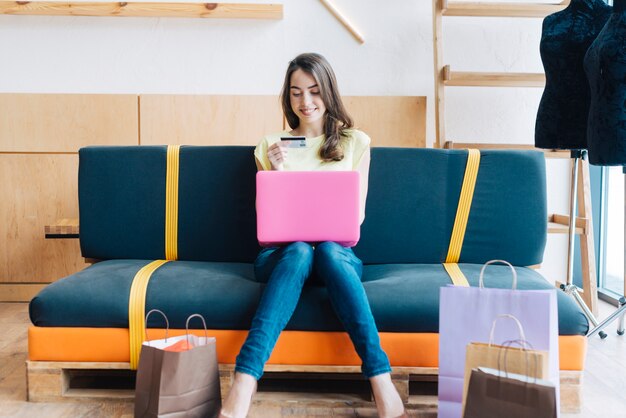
79, 147, 168, 260
29, 260, 587, 336
79, 147, 546, 266
79, 146, 261, 263
355, 149, 547, 266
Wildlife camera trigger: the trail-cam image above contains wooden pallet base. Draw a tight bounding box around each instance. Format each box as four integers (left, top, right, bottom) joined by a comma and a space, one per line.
25, 361, 582, 414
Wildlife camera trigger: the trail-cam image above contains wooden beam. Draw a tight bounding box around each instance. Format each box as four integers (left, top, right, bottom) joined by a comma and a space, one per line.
319, 0, 364, 44
0, 1, 283, 19
433, 0, 445, 148
442, 1, 569, 18
25, 360, 582, 412
577, 158, 598, 316
443, 66, 545, 87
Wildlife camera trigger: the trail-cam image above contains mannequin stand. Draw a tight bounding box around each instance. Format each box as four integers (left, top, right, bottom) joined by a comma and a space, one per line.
588, 166, 626, 337
559, 150, 607, 338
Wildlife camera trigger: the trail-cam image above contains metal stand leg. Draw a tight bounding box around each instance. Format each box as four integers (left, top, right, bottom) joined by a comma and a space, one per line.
587, 166, 626, 337
588, 297, 626, 338
561, 151, 607, 339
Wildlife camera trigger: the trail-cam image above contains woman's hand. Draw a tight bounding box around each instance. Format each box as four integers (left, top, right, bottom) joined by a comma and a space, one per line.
267, 142, 287, 171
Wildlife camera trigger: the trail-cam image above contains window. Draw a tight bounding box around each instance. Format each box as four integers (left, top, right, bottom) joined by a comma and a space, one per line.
599, 167, 625, 300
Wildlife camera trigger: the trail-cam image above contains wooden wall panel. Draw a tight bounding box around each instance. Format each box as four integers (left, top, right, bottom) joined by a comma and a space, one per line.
0, 93, 139, 152
139, 94, 426, 148
139, 95, 284, 146
343, 96, 426, 147
0, 154, 88, 284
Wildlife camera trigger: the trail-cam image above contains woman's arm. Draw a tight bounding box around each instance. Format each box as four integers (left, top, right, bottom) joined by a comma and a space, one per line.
357, 147, 370, 225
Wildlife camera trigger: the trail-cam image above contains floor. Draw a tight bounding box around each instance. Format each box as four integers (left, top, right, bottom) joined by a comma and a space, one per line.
2, 301, 626, 417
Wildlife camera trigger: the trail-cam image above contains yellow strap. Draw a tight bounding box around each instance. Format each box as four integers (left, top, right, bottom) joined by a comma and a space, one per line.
443, 149, 481, 287
165, 145, 180, 261
443, 262, 469, 287
128, 146, 180, 369
128, 259, 170, 370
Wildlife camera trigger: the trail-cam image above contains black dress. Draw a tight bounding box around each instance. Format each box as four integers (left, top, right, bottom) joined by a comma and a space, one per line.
584, 0, 626, 166
535, 0, 611, 150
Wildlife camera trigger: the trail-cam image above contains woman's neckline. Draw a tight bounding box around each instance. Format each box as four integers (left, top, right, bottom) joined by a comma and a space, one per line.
285, 131, 324, 140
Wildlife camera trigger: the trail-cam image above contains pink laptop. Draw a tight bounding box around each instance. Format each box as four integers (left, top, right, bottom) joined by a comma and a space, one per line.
256, 171, 361, 247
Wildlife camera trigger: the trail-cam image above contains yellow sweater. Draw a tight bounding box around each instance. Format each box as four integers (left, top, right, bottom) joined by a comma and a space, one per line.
253, 129, 371, 172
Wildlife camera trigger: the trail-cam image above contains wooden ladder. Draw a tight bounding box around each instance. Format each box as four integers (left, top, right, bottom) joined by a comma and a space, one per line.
432, 0, 599, 316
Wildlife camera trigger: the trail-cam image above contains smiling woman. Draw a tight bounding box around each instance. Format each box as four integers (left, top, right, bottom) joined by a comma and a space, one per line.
280, 53, 353, 163
220, 53, 407, 418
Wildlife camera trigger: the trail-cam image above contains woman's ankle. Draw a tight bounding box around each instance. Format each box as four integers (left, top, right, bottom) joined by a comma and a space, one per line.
370, 373, 405, 418
219, 372, 257, 418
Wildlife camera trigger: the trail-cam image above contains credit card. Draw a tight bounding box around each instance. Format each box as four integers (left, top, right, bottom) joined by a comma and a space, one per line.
280, 136, 307, 148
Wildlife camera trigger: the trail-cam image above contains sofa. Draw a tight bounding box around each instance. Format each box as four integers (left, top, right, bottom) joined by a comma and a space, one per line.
27, 146, 588, 409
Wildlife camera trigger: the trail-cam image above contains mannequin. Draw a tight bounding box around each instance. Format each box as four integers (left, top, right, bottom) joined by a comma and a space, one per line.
535, 0, 612, 150
583, 0, 626, 338
584, 0, 626, 165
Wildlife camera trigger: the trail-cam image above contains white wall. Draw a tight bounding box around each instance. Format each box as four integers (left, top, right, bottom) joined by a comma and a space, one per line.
0, 0, 570, 282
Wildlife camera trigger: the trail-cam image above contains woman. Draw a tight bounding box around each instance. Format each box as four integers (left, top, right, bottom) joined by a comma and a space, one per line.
219, 53, 406, 418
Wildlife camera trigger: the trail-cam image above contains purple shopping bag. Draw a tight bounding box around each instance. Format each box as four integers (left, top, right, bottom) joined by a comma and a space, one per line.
438, 260, 559, 418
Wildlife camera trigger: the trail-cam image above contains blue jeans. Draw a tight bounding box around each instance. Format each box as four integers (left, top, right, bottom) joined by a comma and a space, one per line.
235, 241, 391, 380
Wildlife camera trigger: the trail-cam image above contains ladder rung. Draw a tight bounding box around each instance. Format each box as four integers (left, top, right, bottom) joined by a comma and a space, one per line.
442, 141, 571, 159
442, 1, 569, 18
443, 67, 545, 87
548, 214, 588, 235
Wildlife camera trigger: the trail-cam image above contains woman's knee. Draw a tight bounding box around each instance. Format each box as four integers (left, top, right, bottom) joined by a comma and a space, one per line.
281, 242, 314, 276
282, 241, 314, 265
315, 241, 356, 264
314, 241, 344, 259
314, 242, 362, 275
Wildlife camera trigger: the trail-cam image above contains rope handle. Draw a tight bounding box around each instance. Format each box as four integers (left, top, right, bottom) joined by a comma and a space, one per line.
479, 259, 517, 290
488, 314, 526, 346
185, 313, 209, 347
144, 309, 169, 346
497, 339, 539, 385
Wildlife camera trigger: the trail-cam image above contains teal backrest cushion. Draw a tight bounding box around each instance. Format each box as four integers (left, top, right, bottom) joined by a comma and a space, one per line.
354, 148, 547, 266
79, 146, 546, 266
79, 146, 260, 262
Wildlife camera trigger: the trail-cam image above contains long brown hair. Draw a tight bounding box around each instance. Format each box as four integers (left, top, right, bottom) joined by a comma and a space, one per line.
280, 53, 353, 162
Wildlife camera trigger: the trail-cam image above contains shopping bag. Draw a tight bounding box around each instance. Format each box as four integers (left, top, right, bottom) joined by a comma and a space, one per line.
134, 311, 222, 418
438, 260, 559, 418
462, 315, 550, 412
464, 367, 557, 418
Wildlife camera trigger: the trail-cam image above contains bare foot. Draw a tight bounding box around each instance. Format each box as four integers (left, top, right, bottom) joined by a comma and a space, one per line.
370, 373, 406, 418
219, 372, 257, 418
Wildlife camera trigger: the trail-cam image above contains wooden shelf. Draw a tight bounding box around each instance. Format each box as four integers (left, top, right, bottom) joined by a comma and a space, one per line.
442, 1, 569, 18
0, 1, 283, 19
443, 66, 545, 87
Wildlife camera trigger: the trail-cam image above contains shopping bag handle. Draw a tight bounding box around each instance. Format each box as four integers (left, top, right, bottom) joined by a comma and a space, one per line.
497, 339, 538, 384
185, 313, 209, 346
488, 314, 527, 346
479, 259, 517, 290
144, 309, 169, 344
